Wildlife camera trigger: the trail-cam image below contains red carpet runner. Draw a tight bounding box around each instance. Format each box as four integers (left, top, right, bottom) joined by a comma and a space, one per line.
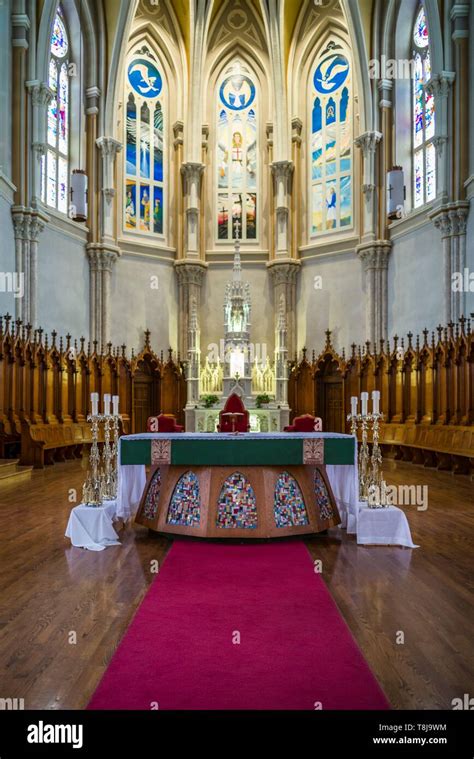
89, 541, 389, 710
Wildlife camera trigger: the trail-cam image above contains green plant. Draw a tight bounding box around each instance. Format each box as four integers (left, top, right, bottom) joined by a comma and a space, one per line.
202, 394, 219, 409
255, 393, 271, 408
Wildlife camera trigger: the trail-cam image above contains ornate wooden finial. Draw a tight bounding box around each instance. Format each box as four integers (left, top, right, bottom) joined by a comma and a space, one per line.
51, 330, 57, 348
467, 318, 471, 336
325, 329, 332, 348
80, 336, 85, 353
131, 347, 135, 360
455, 322, 459, 339
415, 334, 420, 352
341, 347, 346, 361
312, 349, 316, 363
448, 321, 454, 338
443, 326, 448, 343
436, 324, 443, 341
365, 340, 371, 355
4, 313, 11, 334
121, 344, 126, 358
15, 318, 22, 338
37, 327, 43, 345
160, 350, 164, 363
44, 333, 49, 350
379, 338, 385, 353
302, 346, 307, 360
87, 341, 91, 357
168, 347, 173, 362
431, 331, 435, 349
93, 339, 98, 354
422, 328, 429, 346
66, 333, 71, 350
351, 342, 356, 358
144, 329, 151, 349
59, 336, 63, 353
393, 335, 399, 353
107, 341, 112, 355
459, 315, 466, 334
407, 331, 413, 348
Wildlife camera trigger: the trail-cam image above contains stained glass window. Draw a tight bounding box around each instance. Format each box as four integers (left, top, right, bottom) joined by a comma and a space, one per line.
310, 42, 353, 235
216, 63, 257, 241
412, 6, 436, 208
41, 7, 69, 213
124, 51, 164, 236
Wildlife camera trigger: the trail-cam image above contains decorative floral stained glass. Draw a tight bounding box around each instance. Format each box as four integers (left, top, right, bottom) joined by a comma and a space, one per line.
42, 9, 69, 212
311, 45, 352, 235
124, 54, 164, 236
274, 472, 309, 528
216, 65, 258, 241
167, 472, 200, 526
51, 11, 68, 57
413, 6, 429, 48
413, 6, 435, 208
314, 469, 334, 521
216, 472, 257, 529
143, 468, 161, 521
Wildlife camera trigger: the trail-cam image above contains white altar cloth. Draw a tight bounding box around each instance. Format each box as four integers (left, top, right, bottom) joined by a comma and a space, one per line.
356, 504, 419, 548
65, 500, 121, 551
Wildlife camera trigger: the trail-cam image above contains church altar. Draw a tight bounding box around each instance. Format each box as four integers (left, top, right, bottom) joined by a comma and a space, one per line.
116, 432, 358, 539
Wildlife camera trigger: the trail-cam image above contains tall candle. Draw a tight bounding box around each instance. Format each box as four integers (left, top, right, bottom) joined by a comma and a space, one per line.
351, 396, 358, 416
91, 392, 99, 416
372, 390, 380, 415
103, 394, 111, 416
361, 392, 369, 416
112, 395, 119, 416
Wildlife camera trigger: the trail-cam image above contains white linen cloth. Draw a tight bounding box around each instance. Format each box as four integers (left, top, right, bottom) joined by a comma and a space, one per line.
356, 504, 419, 548
65, 500, 121, 551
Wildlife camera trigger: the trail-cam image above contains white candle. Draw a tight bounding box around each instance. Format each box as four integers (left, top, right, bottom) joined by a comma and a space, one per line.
91, 392, 99, 416
372, 390, 380, 415
103, 393, 111, 416
351, 396, 358, 416
112, 395, 119, 416
361, 392, 369, 416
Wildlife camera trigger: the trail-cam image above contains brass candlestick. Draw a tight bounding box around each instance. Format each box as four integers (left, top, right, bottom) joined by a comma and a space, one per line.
367, 411, 388, 508
83, 413, 105, 507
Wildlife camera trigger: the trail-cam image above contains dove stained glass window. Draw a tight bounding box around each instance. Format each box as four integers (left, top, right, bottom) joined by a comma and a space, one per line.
216, 64, 258, 241
124, 52, 164, 236
412, 6, 436, 208
41, 7, 69, 213
310, 44, 352, 235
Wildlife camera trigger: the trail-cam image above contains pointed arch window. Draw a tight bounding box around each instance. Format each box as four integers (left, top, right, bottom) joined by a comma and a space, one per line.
216, 63, 258, 242
412, 6, 436, 208
310, 42, 353, 235
124, 48, 165, 236
41, 7, 69, 214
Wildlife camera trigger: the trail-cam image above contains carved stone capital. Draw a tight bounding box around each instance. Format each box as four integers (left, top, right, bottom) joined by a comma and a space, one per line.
174, 260, 208, 287
354, 131, 382, 157
266, 259, 301, 286
426, 71, 455, 99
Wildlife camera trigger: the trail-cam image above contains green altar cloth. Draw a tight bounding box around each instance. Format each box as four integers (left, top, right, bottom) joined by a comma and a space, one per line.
120, 432, 355, 467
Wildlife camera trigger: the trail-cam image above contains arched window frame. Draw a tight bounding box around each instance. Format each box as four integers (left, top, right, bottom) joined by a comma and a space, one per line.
309, 39, 353, 238
123, 45, 166, 238
215, 60, 259, 244
41, 5, 70, 214
412, 4, 436, 209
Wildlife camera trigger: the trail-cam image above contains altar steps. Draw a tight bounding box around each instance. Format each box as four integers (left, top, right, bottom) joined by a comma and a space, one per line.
0, 459, 33, 484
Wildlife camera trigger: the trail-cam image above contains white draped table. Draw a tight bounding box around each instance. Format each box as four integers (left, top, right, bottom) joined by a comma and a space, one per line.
65, 500, 121, 551
355, 504, 419, 548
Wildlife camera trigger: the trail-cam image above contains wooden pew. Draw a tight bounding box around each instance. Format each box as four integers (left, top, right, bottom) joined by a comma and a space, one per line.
380, 423, 474, 475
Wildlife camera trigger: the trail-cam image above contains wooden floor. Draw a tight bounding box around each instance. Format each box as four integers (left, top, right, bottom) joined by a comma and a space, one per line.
0, 458, 472, 710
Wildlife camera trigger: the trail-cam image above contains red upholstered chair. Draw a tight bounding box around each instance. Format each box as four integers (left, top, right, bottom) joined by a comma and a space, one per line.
284, 414, 323, 433
217, 393, 250, 433
147, 414, 184, 433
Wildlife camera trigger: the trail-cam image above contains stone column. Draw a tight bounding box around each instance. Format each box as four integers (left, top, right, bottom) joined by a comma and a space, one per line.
29, 210, 47, 327
266, 123, 274, 259
271, 160, 294, 258
174, 261, 207, 358
291, 118, 302, 259
173, 121, 184, 258
357, 241, 391, 345
426, 72, 455, 202
181, 162, 205, 259
431, 201, 470, 322
267, 261, 300, 360
96, 136, 122, 240
355, 131, 382, 243
11, 7, 29, 206
26, 80, 52, 205
431, 209, 453, 323
450, 2, 470, 200
86, 244, 120, 349
11, 208, 25, 321
378, 79, 393, 238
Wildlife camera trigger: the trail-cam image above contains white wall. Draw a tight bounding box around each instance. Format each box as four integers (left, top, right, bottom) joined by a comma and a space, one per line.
297, 252, 365, 354
110, 255, 178, 353
0, 0, 12, 178
388, 220, 442, 337
37, 224, 89, 336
